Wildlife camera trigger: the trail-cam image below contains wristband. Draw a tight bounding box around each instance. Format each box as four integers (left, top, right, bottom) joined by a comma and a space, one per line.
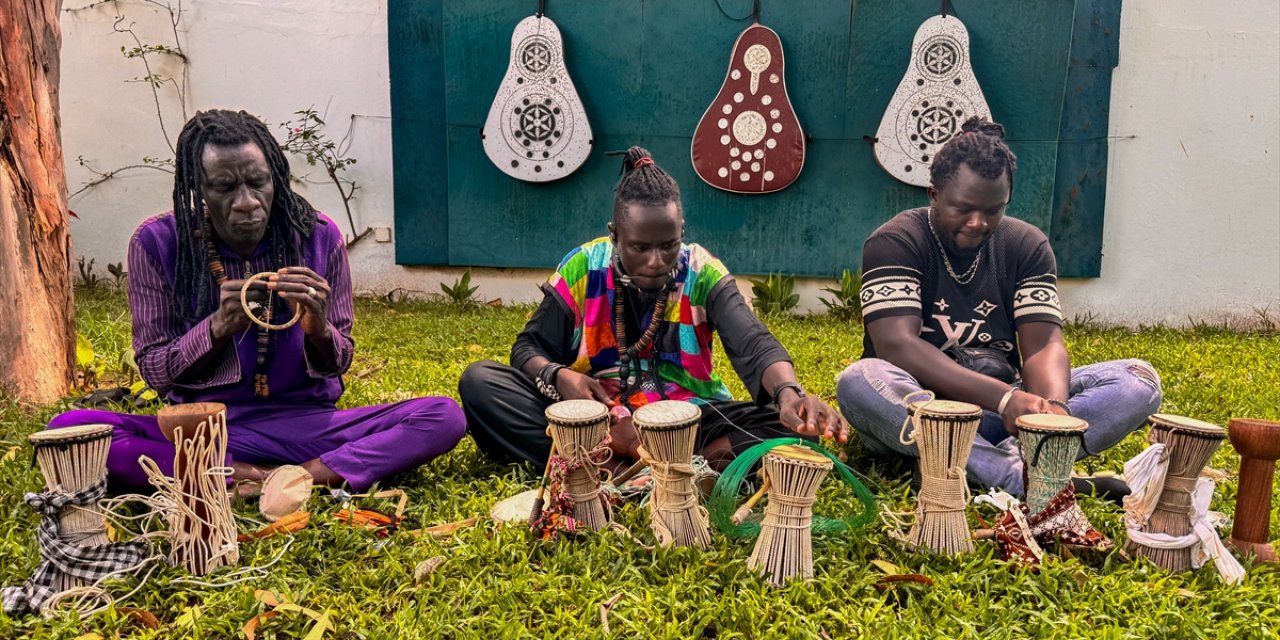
773, 382, 806, 407
997, 388, 1017, 415
1046, 398, 1071, 415
535, 363, 564, 402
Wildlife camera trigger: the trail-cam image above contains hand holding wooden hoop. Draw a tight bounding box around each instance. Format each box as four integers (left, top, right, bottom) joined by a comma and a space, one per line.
240, 271, 302, 331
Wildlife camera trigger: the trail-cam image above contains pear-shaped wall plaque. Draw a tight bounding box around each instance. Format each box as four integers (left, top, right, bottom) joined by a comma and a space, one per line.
874, 14, 991, 187
691, 23, 805, 194
482, 13, 593, 182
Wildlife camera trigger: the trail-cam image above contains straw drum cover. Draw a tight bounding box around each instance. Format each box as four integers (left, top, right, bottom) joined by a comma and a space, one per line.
634, 400, 710, 549
1128, 413, 1227, 571
748, 444, 834, 585
28, 424, 115, 556
544, 399, 612, 531
904, 398, 981, 554
1016, 414, 1088, 516
29, 424, 114, 493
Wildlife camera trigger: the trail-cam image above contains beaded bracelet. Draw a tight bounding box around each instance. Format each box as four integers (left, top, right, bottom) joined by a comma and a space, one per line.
1046, 398, 1071, 415
535, 363, 564, 402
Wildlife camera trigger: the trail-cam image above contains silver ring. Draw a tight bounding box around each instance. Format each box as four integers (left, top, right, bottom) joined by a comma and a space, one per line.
306, 286, 317, 297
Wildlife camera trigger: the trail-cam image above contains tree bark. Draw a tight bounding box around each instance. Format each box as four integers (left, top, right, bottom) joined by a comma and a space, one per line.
0, 0, 74, 404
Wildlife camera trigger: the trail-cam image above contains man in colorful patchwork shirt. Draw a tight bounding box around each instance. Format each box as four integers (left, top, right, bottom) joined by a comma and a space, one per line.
460, 147, 845, 469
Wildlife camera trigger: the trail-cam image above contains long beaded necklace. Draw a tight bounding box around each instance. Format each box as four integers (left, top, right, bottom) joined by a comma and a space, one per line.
203, 217, 275, 398
927, 206, 983, 286
612, 264, 677, 405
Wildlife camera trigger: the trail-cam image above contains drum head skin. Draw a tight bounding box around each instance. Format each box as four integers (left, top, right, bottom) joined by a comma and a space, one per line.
633, 400, 701, 431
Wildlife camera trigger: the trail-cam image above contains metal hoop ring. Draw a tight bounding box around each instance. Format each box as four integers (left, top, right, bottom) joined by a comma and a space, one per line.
240, 271, 302, 331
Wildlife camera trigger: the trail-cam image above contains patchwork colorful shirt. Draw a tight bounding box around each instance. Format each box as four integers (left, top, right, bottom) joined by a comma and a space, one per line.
545, 237, 735, 407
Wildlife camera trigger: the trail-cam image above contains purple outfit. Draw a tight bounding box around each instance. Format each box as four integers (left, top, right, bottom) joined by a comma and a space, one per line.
50, 212, 465, 491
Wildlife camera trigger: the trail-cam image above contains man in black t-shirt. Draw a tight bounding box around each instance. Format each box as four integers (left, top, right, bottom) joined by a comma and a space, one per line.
836, 119, 1162, 495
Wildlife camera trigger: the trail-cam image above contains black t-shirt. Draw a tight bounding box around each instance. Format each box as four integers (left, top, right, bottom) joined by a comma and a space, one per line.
859, 207, 1063, 369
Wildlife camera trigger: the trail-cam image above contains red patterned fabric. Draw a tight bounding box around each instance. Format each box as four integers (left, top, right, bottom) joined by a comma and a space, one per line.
993, 486, 1111, 568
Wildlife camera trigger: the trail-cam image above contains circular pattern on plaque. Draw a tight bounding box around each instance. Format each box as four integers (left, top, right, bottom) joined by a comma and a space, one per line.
732, 111, 767, 146
915, 35, 961, 79
743, 44, 772, 73
502, 89, 574, 159
915, 104, 957, 144
517, 35, 557, 80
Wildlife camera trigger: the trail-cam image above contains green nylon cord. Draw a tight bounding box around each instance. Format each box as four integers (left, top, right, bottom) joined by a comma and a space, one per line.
709, 438, 877, 539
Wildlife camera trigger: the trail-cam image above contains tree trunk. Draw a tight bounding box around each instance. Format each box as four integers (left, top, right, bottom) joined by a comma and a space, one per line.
0, 0, 74, 404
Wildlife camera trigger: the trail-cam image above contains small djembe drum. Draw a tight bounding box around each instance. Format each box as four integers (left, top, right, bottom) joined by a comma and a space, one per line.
634, 400, 711, 550
147, 402, 239, 575
1017, 414, 1088, 515
544, 399, 612, 531
903, 398, 982, 554
1227, 418, 1280, 562
1127, 413, 1227, 571
27, 424, 115, 593
746, 445, 834, 586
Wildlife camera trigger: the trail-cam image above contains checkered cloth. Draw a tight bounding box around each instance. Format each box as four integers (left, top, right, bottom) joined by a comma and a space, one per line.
2, 479, 149, 616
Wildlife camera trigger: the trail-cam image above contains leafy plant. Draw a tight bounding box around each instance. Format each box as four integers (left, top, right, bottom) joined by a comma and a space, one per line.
819, 269, 864, 323
749, 273, 799, 315
440, 269, 480, 306
74, 332, 104, 390
281, 107, 369, 248
106, 261, 128, 289
75, 256, 102, 289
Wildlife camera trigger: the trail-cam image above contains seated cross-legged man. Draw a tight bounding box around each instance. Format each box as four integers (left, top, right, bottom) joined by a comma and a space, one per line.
836, 117, 1162, 497
49, 109, 465, 493
459, 147, 846, 471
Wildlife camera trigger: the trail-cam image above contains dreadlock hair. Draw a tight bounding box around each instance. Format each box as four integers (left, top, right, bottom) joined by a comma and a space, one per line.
609, 146, 682, 221
171, 109, 318, 322
929, 116, 1018, 196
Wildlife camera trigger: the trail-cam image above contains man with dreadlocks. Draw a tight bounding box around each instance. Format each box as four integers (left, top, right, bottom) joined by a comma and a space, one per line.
459, 146, 845, 470
836, 117, 1162, 496
48, 109, 465, 492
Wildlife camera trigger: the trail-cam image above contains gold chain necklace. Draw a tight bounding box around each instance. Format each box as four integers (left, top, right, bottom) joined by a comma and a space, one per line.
927, 207, 983, 285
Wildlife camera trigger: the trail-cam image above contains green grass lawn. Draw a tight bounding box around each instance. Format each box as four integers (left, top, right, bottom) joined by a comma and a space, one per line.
2, 287, 1278, 639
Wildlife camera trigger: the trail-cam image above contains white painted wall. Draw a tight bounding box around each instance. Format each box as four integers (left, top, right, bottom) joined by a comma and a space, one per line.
60, 0, 1280, 325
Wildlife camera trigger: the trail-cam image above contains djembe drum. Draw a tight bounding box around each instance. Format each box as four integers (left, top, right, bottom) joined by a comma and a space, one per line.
1227, 418, 1280, 562
144, 402, 239, 575
544, 400, 612, 531
26, 424, 115, 593
1017, 414, 1088, 515
1127, 414, 1227, 571
746, 445, 833, 586
634, 400, 711, 550
903, 397, 982, 554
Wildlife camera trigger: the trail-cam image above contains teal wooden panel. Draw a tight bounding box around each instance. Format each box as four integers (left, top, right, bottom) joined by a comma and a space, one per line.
393, 0, 1104, 277
389, 0, 448, 264
1051, 0, 1122, 277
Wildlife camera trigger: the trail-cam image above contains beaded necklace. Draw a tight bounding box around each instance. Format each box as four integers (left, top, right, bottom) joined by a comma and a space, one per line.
203, 218, 275, 398
612, 263, 676, 405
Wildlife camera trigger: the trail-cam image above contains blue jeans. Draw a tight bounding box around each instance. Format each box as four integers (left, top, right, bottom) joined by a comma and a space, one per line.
835, 358, 1163, 495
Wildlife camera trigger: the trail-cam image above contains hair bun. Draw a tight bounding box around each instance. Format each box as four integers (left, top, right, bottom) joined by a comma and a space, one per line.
960, 116, 1006, 140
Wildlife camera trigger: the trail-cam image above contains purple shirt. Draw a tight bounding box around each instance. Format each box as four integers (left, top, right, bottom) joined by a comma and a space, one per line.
128, 212, 355, 421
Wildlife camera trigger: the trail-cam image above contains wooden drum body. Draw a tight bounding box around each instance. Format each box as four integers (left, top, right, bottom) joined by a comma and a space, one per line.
1128, 414, 1226, 571
27, 424, 114, 592
153, 402, 239, 575
1016, 414, 1087, 516
906, 399, 981, 554
748, 445, 833, 586
1227, 418, 1280, 562
545, 399, 612, 531
634, 400, 710, 549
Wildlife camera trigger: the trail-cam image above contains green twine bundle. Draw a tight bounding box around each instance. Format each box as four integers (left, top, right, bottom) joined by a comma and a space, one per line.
709, 438, 877, 539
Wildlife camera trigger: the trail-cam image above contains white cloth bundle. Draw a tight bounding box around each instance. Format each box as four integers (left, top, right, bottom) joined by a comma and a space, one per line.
1122, 444, 1245, 584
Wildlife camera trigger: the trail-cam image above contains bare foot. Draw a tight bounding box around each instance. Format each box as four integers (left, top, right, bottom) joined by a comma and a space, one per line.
232, 461, 273, 499
300, 458, 345, 487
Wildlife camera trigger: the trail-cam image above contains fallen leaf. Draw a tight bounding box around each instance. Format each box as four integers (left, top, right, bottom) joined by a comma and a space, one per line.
414, 556, 446, 584
255, 589, 283, 607
243, 610, 281, 640
116, 606, 160, 629
874, 574, 934, 591
600, 592, 625, 636
1175, 588, 1201, 599
239, 511, 310, 542
2, 446, 20, 462
870, 559, 900, 575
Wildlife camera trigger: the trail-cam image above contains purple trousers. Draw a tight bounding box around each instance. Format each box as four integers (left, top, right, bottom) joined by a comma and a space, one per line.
48, 397, 466, 492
